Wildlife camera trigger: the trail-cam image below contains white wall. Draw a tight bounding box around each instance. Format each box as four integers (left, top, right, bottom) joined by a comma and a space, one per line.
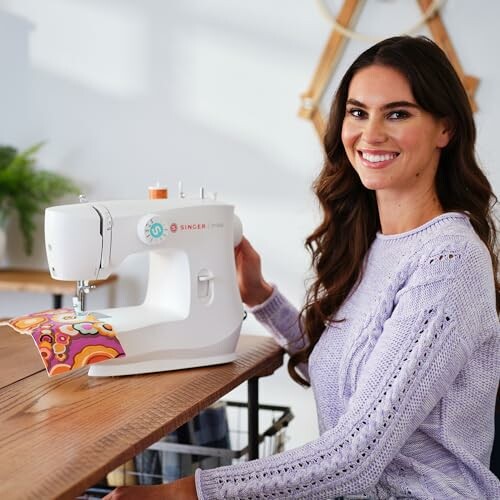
1, 0, 499, 450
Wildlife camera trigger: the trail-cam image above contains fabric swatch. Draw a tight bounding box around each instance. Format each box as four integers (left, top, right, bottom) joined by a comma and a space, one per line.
2, 308, 125, 376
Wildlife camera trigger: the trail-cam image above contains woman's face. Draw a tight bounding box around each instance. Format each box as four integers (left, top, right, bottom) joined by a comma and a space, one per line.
341, 64, 450, 195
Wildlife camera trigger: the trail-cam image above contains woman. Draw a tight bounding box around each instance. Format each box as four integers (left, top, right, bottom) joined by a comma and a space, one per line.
106, 36, 500, 499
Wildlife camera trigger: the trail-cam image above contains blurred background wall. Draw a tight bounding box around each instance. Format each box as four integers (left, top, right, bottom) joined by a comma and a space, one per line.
1, 0, 498, 449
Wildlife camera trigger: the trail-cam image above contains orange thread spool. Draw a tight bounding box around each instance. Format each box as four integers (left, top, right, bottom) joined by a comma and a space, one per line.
148, 184, 168, 199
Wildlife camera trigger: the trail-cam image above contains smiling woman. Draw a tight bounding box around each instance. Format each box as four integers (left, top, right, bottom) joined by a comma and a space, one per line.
105, 36, 500, 500
341, 64, 451, 234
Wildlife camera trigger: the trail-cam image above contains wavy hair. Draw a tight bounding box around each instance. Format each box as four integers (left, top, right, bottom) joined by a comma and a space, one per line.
289, 36, 499, 386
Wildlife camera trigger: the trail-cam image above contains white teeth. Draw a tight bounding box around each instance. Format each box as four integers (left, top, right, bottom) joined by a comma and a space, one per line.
361, 152, 398, 163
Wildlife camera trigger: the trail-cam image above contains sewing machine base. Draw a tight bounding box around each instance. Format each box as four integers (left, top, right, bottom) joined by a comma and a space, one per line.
88, 351, 238, 377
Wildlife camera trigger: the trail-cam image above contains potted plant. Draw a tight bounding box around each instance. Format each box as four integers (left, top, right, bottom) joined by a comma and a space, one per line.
0, 143, 80, 259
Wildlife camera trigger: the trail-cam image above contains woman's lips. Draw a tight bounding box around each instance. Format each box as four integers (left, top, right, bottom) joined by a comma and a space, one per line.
357, 150, 400, 169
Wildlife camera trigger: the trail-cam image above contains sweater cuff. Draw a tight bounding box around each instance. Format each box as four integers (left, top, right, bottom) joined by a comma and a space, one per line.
195, 467, 218, 500
247, 284, 287, 321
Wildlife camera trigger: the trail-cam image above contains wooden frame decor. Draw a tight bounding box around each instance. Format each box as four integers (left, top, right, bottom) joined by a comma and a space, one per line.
299, 0, 479, 138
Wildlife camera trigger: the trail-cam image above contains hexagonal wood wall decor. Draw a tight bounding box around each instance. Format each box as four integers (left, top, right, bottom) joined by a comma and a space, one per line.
299, 0, 479, 138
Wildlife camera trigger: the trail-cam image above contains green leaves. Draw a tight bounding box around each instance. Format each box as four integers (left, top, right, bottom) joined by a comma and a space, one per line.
0, 143, 80, 255
0, 146, 17, 170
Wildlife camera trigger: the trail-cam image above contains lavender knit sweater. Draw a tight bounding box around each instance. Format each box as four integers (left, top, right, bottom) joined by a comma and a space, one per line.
196, 212, 500, 499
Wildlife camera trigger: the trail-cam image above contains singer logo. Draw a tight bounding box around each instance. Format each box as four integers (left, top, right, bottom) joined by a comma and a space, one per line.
170, 222, 206, 233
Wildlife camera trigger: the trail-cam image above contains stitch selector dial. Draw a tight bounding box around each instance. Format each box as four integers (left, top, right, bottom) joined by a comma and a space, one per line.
137, 214, 167, 245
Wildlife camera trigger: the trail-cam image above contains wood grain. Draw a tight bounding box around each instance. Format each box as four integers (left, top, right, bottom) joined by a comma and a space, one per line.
0, 325, 45, 389
0, 268, 117, 295
0, 334, 283, 500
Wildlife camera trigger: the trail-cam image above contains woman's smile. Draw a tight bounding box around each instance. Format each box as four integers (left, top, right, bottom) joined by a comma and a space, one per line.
357, 149, 400, 169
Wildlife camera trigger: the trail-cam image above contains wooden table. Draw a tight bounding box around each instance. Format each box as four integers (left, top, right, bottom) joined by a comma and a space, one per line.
0, 268, 118, 308
0, 325, 284, 500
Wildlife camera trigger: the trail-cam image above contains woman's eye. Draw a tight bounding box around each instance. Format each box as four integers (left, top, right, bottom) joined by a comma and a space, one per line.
387, 110, 410, 120
347, 108, 366, 119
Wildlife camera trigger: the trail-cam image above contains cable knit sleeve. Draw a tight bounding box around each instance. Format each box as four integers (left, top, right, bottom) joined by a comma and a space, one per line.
195, 239, 499, 499
248, 285, 308, 353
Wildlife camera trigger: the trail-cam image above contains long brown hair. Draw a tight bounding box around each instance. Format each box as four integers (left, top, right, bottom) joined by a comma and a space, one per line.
289, 36, 499, 387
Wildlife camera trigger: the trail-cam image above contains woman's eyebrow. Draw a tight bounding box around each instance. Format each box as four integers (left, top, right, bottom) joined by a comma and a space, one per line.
346, 98, 420, 110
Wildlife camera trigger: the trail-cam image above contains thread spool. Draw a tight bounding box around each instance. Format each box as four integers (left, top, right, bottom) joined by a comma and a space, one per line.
148, 183, 168, 199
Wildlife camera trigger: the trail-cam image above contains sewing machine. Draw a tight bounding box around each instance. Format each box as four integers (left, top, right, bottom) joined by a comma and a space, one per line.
44, 192, 244, 376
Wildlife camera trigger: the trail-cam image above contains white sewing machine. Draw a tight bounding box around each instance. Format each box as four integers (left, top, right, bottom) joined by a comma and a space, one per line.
44, 192, 244, 377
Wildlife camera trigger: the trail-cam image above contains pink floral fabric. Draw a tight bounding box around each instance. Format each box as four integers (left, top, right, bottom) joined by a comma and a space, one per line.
3, 308, 125, 376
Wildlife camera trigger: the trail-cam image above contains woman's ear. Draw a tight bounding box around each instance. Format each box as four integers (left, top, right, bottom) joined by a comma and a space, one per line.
437, 118, 454, 149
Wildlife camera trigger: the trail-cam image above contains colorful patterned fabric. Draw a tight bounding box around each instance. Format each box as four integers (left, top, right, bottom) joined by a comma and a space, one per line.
4, 308, 125, 376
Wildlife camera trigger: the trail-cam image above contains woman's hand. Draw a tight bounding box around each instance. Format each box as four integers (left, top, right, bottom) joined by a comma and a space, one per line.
235, 237, 273, 307
102, 476, 197, 499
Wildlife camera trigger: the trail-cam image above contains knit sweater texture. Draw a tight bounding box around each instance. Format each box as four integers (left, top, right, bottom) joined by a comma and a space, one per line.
195, 212, 500, 499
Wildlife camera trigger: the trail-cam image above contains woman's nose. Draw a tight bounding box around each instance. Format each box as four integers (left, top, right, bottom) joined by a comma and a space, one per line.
362, 117, 387, 144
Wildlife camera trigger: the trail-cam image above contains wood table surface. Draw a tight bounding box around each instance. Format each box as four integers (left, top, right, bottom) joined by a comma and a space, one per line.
0, 326, 44, 389
0, 326, 284, 500
0, 268, 117, 295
